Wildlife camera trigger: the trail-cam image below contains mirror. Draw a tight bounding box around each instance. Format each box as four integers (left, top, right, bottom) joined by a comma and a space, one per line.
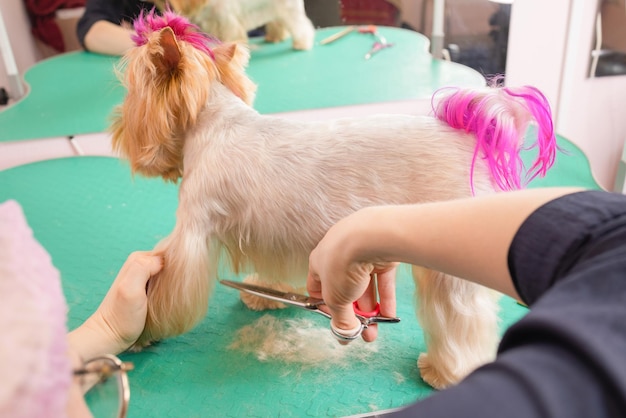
304, 0, 511, 80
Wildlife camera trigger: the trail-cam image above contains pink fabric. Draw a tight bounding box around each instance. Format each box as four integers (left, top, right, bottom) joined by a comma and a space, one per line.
0, 200, 71, 417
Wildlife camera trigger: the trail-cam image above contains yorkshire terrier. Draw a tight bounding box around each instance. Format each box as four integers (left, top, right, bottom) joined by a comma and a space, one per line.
154, 0, 315, 50
111, 12, 557, 389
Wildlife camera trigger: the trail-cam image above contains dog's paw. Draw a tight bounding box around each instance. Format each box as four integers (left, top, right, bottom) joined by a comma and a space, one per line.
289, 20, 315, 50
292, 27, 314, 50
239, 274, 295, 311
417, 353, 458, 390
128, 338, 153, 352
292, 37, 313, 51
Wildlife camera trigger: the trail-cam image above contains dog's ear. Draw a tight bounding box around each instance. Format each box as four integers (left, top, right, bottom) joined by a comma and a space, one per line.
153, 27, 181, 74
110, 25, 187, 183
214, 42, 249, 67
213, 42, 257, 105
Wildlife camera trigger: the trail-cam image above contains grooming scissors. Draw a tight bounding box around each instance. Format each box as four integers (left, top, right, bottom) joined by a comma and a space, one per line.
319, 25, 394, 60
220, 280, 400, 341
359, 25, 394, 59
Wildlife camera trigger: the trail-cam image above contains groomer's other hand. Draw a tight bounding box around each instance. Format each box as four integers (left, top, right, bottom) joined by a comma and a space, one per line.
307, 207, 398, 343
69, 251, 163, 358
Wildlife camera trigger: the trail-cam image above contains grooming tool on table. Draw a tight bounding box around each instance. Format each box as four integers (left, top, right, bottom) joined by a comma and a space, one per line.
358, 25, 394, 59
320, 25, 394, 59
220, 279, 400, 341
319, 25, 356, 45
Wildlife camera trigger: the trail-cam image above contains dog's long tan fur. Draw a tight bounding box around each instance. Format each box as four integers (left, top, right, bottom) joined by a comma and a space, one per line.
112, 13, 556, 389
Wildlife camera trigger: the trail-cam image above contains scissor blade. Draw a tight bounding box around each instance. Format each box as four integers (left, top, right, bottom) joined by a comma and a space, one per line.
220, 280, 325, 310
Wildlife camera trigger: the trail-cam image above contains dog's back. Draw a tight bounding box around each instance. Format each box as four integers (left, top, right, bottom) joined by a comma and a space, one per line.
177, 110, 480, 279
178, 86, 554, 283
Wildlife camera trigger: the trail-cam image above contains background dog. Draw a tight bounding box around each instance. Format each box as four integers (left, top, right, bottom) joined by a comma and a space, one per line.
112, 11, 557, 389
154, 0, 315, 50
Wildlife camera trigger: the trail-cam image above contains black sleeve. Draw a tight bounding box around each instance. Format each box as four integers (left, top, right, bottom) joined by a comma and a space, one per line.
76, 0, 155, 49
508, 190, 626, 306
390, 190, 626, 418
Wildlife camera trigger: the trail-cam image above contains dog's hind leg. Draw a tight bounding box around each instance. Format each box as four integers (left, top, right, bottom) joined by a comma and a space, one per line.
264, 21, 290, 44
413, 266, 500, 389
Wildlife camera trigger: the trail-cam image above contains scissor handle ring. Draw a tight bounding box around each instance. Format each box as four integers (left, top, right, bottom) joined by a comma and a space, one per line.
353, 301, 381, 318
330, 321, 364, 342
358, 24, 377, 34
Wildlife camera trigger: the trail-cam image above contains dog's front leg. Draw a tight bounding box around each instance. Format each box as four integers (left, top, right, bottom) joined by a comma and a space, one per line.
413, 266, 500, 389
277, 2, 315, 50
133, 225, 216, 349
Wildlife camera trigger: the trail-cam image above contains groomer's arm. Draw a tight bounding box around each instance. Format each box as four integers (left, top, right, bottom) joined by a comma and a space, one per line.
373, 187, 586, 297
308, 187, 583, 332
83, 20, 135, 56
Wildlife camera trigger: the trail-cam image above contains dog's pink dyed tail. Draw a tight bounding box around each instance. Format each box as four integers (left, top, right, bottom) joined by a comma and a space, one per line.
433, 85, 557, 192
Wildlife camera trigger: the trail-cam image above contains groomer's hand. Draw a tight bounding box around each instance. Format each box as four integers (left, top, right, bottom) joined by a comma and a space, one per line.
307, 207, 398, 343
69, 251, 163, 359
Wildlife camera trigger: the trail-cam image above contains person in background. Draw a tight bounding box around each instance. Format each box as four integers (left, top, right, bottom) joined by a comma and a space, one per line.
76, 0, 156, 55
307, 186, 626, 417
0, 199, 162, 417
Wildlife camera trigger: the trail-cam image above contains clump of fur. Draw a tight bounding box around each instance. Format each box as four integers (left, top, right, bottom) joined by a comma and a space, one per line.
229, 315, 379, 368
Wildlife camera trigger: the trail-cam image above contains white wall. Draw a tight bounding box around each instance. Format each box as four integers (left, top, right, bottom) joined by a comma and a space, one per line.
506, 0, 626, 190
505, 0, 569, 120
557, 0, 626, 191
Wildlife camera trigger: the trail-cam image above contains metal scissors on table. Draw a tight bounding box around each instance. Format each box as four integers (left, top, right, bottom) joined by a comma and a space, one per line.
220, 279, 400, 342
319, 25, 394, 60
358, 25, 394, 60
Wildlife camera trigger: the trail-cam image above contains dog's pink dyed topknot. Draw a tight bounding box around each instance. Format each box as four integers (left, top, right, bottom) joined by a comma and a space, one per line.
132, 9, 219, 59
433, 85, 557, 193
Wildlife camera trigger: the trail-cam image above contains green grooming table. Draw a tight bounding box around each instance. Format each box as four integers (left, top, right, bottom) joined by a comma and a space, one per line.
247, 27, 485, 114
0, 134, 600, 417
0, 27, 484, 142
